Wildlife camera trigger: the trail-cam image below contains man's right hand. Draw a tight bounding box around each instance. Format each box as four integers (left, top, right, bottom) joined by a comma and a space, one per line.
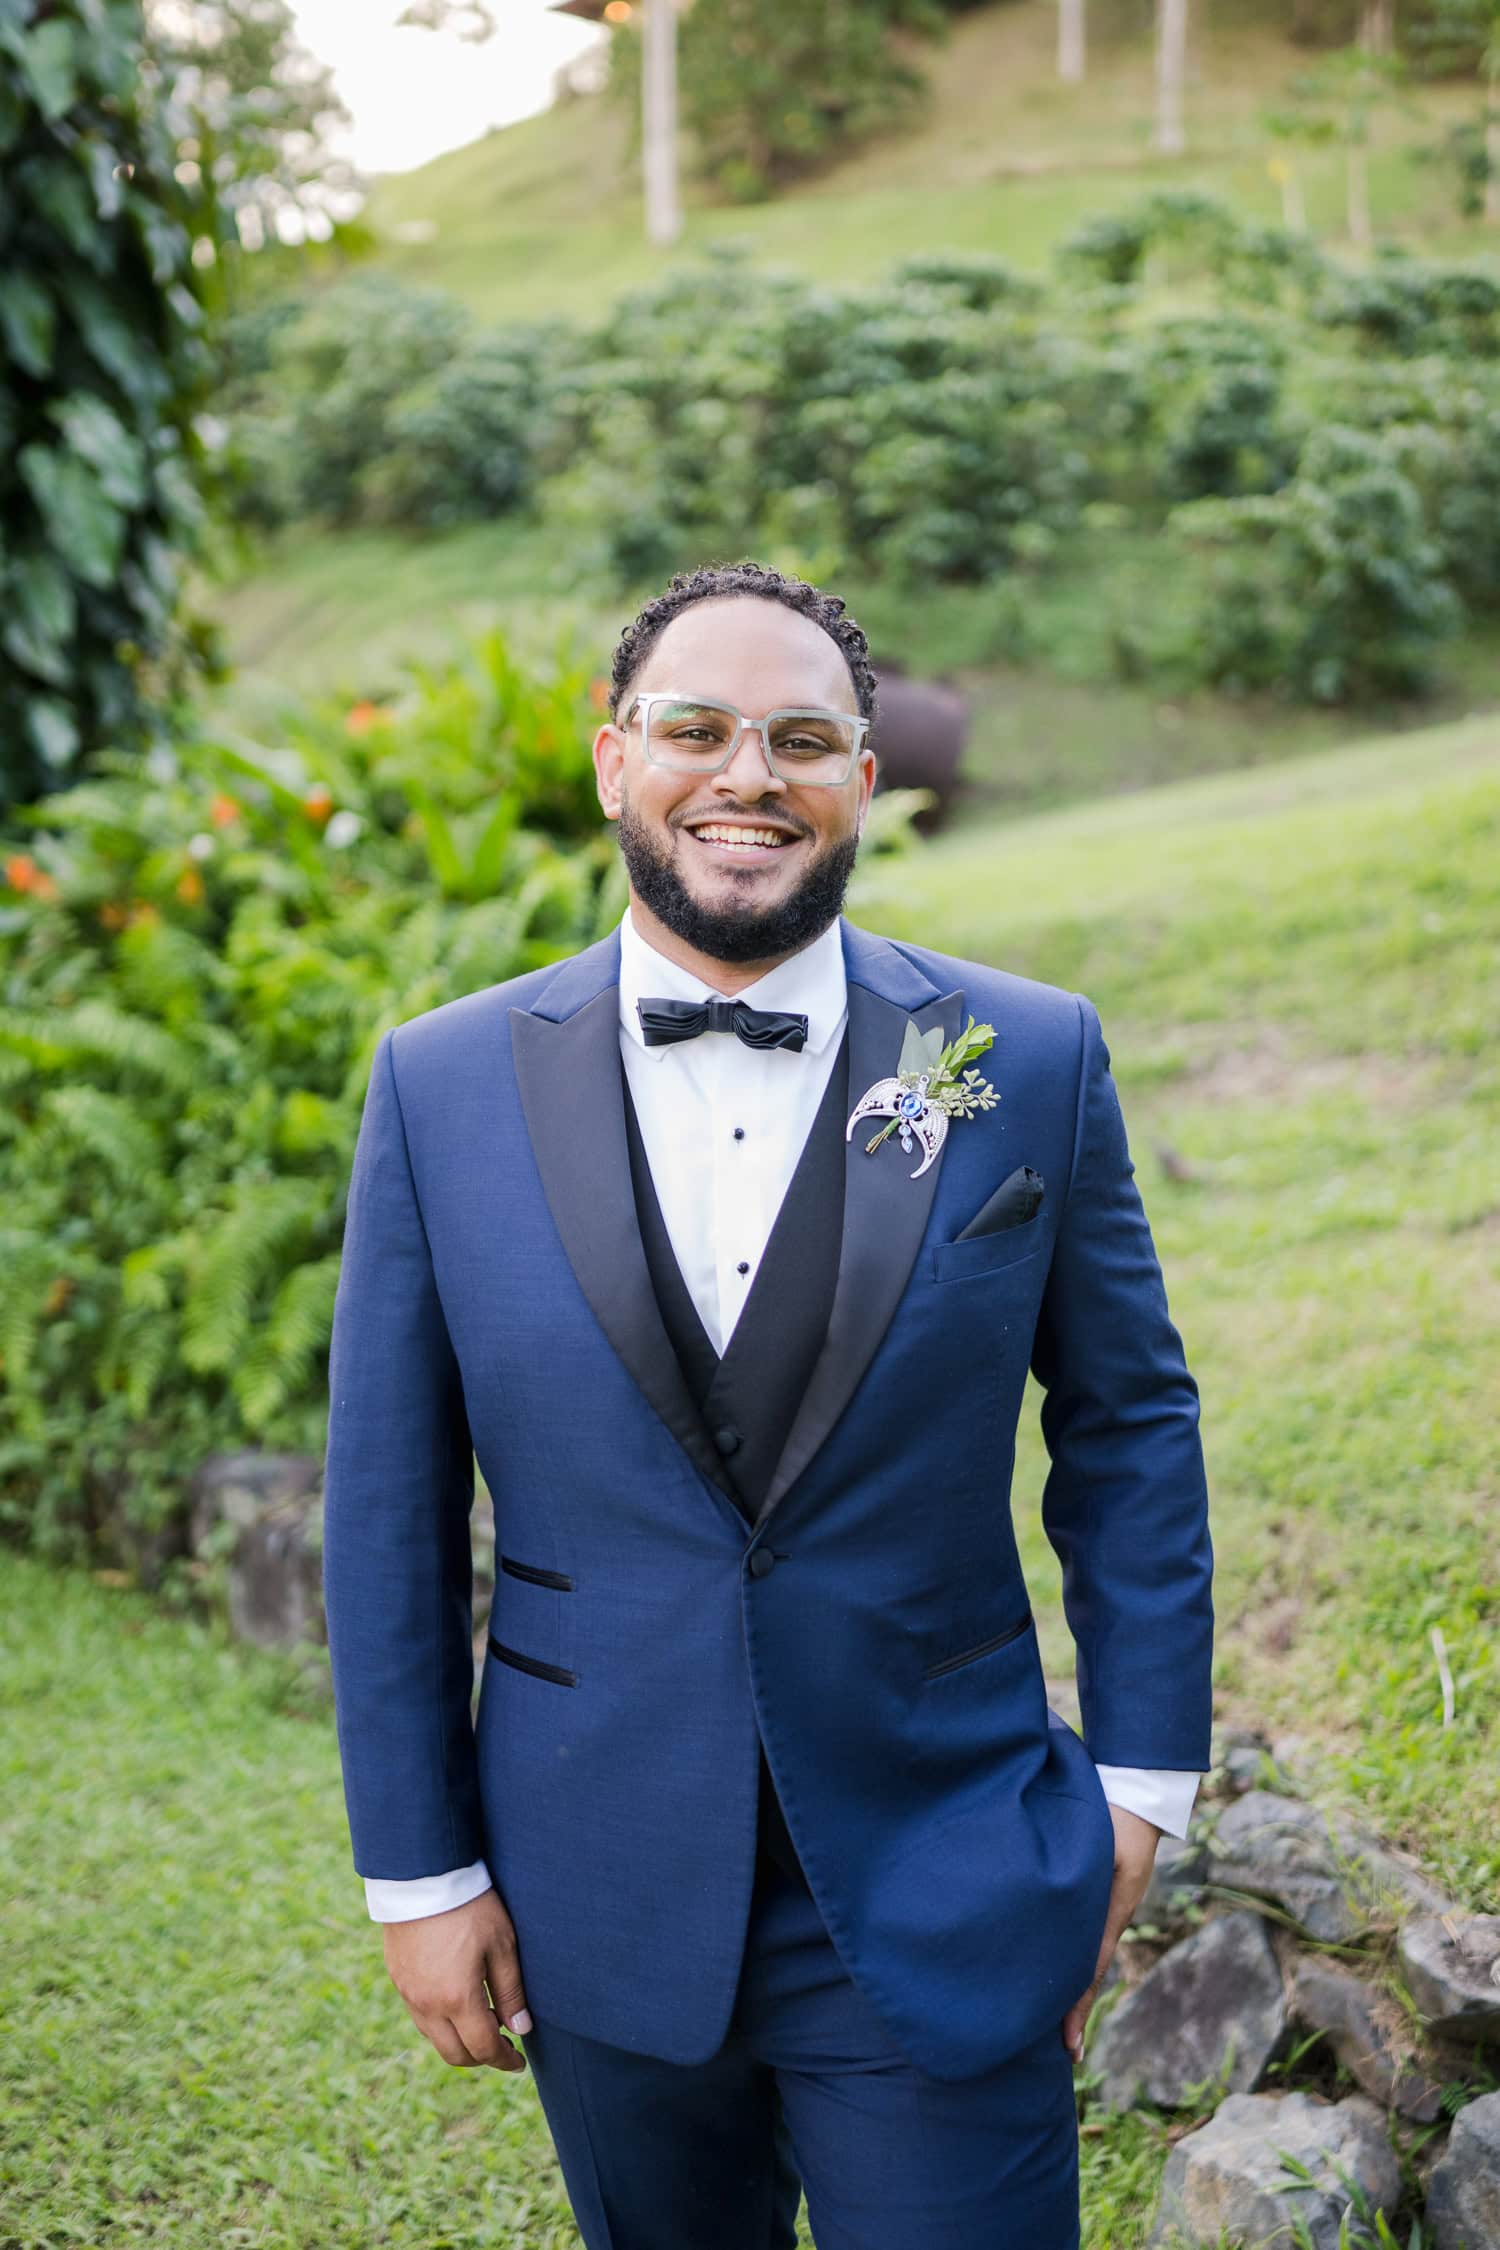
381, 1887, 532, 2073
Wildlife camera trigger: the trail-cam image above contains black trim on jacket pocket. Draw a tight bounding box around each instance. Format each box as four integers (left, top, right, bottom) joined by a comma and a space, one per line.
923, 1608, 1034, 1680
487, 1634, 578, 1687
499, 1555, 574, 1591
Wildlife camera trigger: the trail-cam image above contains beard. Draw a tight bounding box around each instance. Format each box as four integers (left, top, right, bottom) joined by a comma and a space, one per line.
615, 788, 862, 967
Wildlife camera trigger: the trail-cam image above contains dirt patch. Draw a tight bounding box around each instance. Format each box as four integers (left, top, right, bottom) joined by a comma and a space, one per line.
1158, 1024, 1451, 1112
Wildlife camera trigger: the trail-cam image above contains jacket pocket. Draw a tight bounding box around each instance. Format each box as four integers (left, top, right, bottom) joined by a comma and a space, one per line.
923, 1608, 1034, 1680
488, 1634, 578, 1687
499, 1554, 574, 1591
930, 1216, 1044, 1284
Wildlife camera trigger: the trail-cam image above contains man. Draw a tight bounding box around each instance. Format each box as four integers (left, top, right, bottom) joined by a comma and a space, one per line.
322, 559, 1214, 2249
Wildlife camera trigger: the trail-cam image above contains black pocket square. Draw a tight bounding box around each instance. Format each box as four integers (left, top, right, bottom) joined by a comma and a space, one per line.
954, 1165, 1045, 1243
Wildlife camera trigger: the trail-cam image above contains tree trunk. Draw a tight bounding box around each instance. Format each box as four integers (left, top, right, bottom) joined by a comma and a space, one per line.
1154, 0, 1188, 157
1058, 0, 1086, 84
1358, 0, 1394, 54
1278, 161, 1306, 231
642, 0, 681, 249
1347, 140, 1372, 247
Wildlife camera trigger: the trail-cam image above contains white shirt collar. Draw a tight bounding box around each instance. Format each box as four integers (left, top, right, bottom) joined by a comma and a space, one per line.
617, 904, 847, 1060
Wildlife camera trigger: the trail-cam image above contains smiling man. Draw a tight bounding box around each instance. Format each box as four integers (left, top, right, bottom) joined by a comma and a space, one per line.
322, 559, 1214, 2250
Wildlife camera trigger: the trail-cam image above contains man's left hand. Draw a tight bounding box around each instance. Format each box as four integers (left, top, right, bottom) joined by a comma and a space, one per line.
1061, 1802, 1162, 2065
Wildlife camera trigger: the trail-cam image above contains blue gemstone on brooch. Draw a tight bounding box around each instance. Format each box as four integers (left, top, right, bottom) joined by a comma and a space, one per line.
897, 1089, 927, 1120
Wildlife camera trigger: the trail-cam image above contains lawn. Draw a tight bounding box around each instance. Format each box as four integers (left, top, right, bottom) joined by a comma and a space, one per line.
3, 710, 1495, 2246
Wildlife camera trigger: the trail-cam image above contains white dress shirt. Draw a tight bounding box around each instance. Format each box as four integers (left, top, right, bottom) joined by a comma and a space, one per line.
363, 908, 1201, 1921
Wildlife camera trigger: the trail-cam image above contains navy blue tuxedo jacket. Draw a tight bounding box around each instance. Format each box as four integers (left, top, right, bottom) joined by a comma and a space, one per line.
322, 916, 1213, 2082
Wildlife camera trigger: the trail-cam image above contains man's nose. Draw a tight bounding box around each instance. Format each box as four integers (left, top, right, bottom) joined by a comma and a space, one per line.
713, 721, 786, 795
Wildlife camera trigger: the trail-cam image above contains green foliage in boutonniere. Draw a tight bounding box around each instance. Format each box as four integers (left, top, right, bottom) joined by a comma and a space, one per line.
862, 1015, 1000, 1156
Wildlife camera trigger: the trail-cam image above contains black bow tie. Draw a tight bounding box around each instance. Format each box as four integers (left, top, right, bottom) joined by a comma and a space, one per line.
637, 996, 809, 1054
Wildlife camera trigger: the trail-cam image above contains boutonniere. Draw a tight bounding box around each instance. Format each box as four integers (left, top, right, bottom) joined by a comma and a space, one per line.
846, 1015, 1000, 1179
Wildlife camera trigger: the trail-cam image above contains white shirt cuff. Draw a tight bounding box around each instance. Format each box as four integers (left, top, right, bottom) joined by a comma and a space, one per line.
1092, 1766, 1201, 1840
363, 1859, 494, 1923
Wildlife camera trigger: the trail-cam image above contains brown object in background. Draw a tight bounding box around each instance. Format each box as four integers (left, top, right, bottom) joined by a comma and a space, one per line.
869, 663, 969, 833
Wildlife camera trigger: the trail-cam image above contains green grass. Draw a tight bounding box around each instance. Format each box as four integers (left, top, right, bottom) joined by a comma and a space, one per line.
4, 713, 1496, 2244
351, 0, 1494, 328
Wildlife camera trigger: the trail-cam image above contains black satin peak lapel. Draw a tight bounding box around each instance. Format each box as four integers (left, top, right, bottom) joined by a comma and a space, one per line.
756, 974, 963, 1527
509, 991, 744, 1518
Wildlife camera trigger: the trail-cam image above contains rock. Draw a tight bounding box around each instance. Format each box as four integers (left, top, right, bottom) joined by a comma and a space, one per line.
867, 665, 968, 831
1290, 1958, 1447, 2122
1427, 2088, 1500, 2250
188, 1450, 324, 1651
1207, 1791, 1363, 1941
1400, 1917, 1500, 2045
1147, 2090, 1404, 2250
1209, 1724, 1274, 1797
1132, 1835, 1210, 1935
1090, 1910, 1287, 2111
1207, 1790, 1452, 1941
471, 1485, 496, 1617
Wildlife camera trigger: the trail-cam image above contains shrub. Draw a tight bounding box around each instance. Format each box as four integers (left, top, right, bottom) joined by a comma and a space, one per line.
1165, 425, 1462, 702
0, 629, 619, 1565
0, 0, 221, 811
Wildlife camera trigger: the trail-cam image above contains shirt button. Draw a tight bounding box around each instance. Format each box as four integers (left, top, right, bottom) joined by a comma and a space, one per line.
737, 1261, 750, 1276
733, 1126, 745, 1141
748, 1549, 776, 1578
714, 1425, 742, 1457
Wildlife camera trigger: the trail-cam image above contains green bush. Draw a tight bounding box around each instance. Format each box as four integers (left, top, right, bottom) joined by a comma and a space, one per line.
0, 629, 621, 1566
216, 197, 1500, 710
1164, 426, 1462, 701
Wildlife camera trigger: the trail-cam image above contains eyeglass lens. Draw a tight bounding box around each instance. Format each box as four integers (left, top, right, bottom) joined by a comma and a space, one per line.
644, 699, 858, 783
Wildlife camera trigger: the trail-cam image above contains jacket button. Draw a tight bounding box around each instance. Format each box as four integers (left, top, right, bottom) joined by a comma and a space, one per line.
748, 1549, 776, 1579
714, 1425, 742, 1456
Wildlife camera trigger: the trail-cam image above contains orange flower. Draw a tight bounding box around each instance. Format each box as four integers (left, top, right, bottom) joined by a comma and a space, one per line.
5, 855, 60, 900
176, 866, 205, 905
588, 675, 610, 711
44, 1275, 74, 1318
98, 901, 128, 930
209, 792, 241, 827
345, 701, 389, 736
303, 785, 334, 824
126, 900, 159, 927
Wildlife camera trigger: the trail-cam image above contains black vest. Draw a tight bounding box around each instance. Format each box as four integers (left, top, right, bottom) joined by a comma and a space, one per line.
621, 1030, 851, 1887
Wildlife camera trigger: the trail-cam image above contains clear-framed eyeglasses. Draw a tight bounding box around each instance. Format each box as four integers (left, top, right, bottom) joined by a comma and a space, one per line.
619, 691, 871, 788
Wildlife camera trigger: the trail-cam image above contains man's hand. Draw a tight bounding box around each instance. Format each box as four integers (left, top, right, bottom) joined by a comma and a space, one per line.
1061, 1802, 1161, 2065
381, 1887, 532, 2073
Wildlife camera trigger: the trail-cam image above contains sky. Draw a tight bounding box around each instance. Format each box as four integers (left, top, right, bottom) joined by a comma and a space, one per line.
289, 0, 604, 179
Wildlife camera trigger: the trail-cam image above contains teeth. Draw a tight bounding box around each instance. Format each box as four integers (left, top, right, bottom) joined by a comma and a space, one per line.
689, 825, 789, 848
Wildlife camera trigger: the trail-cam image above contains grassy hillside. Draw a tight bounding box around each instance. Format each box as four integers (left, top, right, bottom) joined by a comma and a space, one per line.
4, 713, 1495, 2246
354, 0, 1488, 328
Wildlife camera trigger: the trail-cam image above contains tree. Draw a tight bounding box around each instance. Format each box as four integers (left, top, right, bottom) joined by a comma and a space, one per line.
1269, 42, 1413, 246
1058, 0, 1086, 84
606, 0, 951, 204
1413, 0, 1500, 222
142, 0, 362, 267
0, 0, 222, 808
1155, 0, 1189, 156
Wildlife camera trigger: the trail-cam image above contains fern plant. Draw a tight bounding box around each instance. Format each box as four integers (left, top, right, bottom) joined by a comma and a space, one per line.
0, 627, 624, 1568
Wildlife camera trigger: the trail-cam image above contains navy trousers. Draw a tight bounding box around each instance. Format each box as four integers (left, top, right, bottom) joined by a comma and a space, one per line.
522, 1853, 1083, 2250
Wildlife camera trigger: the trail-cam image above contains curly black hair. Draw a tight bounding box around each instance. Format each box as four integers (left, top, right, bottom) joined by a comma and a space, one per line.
606, 558, 879, 728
